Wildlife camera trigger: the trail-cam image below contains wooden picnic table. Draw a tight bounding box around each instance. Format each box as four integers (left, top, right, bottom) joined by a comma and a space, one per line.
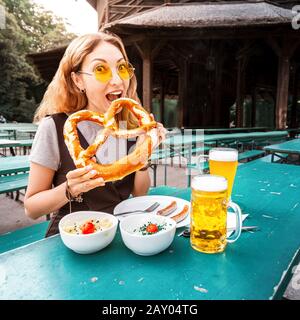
264, 139, 300, 162
0, 161, 299, 299
0, 139, 33, 156
0, 156, 30, 175
164, 131, 289, 148
0, 124, 38, 139
0, 132, 13, 139
203, 127, 270, 134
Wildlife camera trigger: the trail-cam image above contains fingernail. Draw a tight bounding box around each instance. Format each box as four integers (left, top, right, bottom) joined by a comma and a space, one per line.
86, 165, 93, 170
90, 170, 97, 175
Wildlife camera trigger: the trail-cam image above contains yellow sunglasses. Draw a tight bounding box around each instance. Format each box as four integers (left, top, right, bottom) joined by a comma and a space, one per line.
77, 61, 135, 83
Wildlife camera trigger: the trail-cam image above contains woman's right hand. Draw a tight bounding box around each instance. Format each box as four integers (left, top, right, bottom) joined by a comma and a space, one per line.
66, 165, 105, 198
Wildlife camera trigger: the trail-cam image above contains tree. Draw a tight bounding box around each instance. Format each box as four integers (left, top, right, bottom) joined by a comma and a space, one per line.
0, 0, 76, 122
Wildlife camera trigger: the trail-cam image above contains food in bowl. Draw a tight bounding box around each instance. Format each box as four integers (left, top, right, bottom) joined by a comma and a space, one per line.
59, 211, 118, 254
63, 218, 113, 235
120, 213, 176, 256
133, 221, 171, 235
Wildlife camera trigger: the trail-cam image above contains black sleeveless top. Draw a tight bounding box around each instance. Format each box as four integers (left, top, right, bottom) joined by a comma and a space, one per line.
45, 113, 136, 237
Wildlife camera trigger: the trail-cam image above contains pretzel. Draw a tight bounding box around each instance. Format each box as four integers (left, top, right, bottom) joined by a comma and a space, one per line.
63, 98, 157, 182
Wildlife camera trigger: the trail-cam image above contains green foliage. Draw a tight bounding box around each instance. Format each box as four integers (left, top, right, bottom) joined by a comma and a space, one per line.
0, 0, 76, 122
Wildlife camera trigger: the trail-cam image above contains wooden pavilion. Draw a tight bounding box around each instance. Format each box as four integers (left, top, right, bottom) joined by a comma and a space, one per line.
30, 0, 300, 129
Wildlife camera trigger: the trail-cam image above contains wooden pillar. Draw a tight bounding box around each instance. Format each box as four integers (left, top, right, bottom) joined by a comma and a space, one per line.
178, 59, 188, 128
134, 40, 166, 112
251, 87, 257, 127
214, 43, 223, 127
159, 73, 165, 123
236, 57, 246, 127
134, 41, 153, 111
291, 68, 299, 128
276, 54, 290, 129
267, 37, 300, 129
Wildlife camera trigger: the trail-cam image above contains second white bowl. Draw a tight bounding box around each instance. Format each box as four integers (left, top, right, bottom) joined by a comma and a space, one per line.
120, 213, 176, 256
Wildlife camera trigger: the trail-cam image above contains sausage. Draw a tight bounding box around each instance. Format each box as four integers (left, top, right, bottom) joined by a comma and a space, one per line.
171, 205, 189, 223
157, 201, 177, 216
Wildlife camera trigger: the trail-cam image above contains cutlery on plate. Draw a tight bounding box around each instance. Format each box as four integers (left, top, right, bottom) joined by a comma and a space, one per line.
178, 225, 260, 237
114, 202, 160, 216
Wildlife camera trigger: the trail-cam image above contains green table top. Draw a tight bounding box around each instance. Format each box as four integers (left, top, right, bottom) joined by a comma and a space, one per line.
164, 131, 288, 147
264, 139, 300, 155
0, 156, 29, 174
203, 127, 269, 134
0, 123, 37, 130
0, 161, 299, 300
0, 139, 33, 148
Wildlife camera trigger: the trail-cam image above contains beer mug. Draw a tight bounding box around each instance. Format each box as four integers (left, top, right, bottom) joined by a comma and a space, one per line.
190, 174, 242, 254
208, 148, 238, 200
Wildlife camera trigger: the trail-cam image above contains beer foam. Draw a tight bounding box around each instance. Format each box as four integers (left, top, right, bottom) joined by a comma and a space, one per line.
209, 148, 238, 162
191, 175, 227, 192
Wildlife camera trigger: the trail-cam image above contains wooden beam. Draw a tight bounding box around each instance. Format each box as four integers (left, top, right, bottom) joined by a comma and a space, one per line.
134, 41, 153, 111
133, 40, 167, 112
178, 59, 188, 128
236, 53, 248, 127
159, 73, 165, 123
276, 54, 290, 129
291, 68, 298, 128
251, 87, 257, 128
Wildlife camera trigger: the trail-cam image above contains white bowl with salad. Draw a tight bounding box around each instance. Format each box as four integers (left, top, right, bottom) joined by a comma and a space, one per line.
119, 213, 176, 256
58, 211, 118, 254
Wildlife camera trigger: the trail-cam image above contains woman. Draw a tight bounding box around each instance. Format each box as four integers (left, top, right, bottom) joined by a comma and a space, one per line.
24, 32, 166, 237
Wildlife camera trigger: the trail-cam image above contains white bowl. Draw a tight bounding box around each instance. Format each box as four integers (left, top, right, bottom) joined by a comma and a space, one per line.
58, 211, 118, 254
119, 213, 176, 256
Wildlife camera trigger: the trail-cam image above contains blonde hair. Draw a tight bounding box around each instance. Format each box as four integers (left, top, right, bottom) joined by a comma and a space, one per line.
34, 32, 140, 128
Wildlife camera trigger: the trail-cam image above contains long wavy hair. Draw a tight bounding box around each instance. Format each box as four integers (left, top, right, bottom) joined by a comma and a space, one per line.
34, 32, 140, 128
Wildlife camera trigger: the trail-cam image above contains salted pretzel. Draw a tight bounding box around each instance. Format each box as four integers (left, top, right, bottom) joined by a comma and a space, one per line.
63, 98, 157, 182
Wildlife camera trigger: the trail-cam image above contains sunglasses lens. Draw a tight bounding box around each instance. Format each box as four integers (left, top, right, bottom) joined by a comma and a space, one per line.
93, 62, 134, 83
94, 63, 112, 83
117, 62, 134, 80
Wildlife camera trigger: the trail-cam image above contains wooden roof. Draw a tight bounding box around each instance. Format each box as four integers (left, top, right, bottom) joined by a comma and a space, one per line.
27, 47, 66, 82
105, 1, 294, 31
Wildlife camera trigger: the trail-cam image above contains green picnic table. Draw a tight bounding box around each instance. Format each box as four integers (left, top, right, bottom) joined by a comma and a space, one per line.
0, 124, 38, 140
264, 139, 300, 163
203, 127, 270, 134
0, 139, 33, 156
0, 132, 13, 139
0, 156, 30, 175
0, 161, 299, 299
164, 131, 289, 148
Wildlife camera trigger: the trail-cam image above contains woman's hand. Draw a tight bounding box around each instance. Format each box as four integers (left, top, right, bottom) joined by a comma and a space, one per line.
66, 163, 105, 198
136, 114, 167, 151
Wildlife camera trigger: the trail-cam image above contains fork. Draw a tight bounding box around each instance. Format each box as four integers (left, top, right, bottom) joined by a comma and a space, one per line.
114, 202, 160, 216
178, 226, 260, 237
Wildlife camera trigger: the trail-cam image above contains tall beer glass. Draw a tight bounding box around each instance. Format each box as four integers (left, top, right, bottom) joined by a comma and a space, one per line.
190, 175, 242, 254
209, 148, 238, 200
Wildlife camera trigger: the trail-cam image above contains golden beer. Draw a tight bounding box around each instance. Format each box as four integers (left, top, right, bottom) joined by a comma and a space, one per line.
209, 148, 238, 200
190, 175, 228, 253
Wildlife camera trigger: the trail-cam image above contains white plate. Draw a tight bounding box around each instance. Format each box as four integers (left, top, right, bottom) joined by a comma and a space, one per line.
114, 195, 191, 228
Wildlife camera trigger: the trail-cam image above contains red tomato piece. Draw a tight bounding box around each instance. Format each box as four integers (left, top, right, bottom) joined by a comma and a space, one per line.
80, 221, 96, 234
146, 223, 158, 234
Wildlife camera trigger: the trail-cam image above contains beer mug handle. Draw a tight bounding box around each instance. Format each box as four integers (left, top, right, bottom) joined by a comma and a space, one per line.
227, 201, 242, 243
195, 154, 209, 168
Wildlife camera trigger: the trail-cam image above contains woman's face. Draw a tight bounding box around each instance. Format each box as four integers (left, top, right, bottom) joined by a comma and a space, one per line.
76, 41, 130, 114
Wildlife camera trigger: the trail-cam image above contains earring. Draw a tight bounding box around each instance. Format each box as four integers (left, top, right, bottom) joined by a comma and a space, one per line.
81, 89, 86, 93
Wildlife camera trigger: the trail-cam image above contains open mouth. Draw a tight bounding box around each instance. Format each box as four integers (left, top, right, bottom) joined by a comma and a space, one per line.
106, 91, 123, 102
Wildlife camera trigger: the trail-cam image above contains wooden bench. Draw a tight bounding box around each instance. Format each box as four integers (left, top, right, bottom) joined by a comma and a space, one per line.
251, 153, 289, 163
0, 173, 29, 194
0, 221, 49, 254
238, 150, 265, 162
